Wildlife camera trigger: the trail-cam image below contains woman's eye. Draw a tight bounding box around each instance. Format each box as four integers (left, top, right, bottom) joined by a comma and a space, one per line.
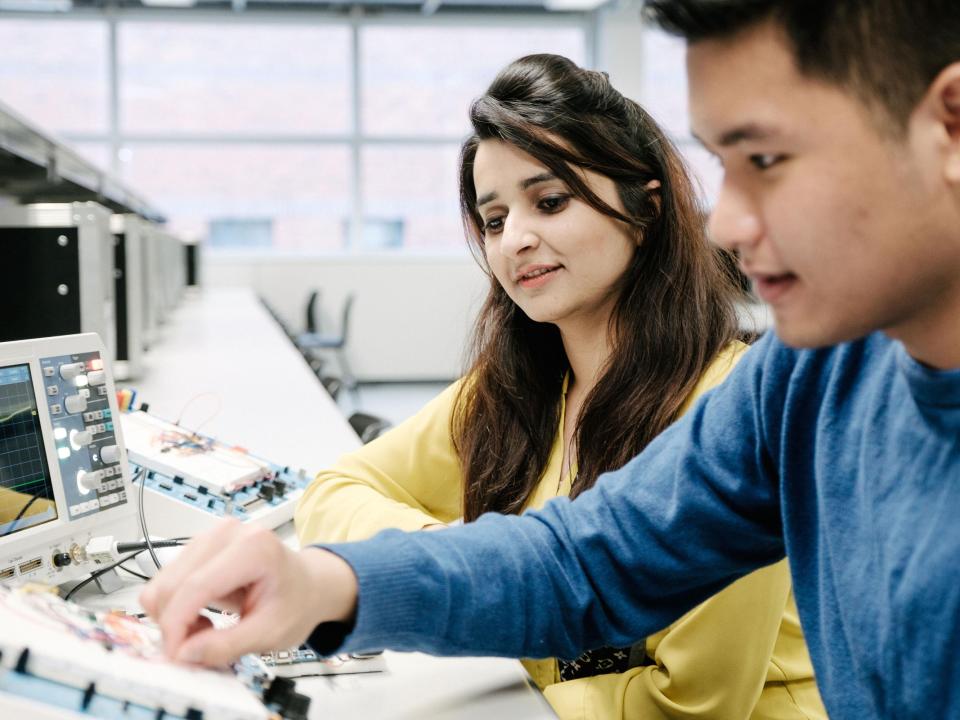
748, 154, 785, 170
483, 217, 504, 235
538, 195, 570, 213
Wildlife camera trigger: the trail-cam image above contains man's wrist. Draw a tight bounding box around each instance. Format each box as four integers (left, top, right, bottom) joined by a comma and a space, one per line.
301, 546, 359, 625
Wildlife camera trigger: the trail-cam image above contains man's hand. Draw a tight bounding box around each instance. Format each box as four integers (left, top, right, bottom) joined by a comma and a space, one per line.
139, 519, 358, 667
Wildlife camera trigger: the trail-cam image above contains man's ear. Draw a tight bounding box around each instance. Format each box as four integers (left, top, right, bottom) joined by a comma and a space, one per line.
925, 62, 960, 183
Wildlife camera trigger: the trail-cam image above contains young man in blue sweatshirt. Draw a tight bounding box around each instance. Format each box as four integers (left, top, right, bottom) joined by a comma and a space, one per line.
142, 2, 960, 718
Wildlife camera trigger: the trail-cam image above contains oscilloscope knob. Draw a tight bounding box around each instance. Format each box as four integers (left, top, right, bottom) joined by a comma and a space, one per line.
77, 470, 104, 493
59, 362, 85, 380
100, 444, 120, 465
73, 430, 94, 447
64, 394, 88, 415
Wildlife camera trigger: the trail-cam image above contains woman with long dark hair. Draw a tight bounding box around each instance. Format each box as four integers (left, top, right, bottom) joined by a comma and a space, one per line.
296, 54, 824, 720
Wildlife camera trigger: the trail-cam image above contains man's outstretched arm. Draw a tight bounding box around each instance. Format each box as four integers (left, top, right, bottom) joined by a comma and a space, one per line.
143, 334, 790, 667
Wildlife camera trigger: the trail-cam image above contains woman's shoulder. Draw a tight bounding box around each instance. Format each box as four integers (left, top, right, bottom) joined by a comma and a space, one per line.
370, 377, 468, 442
678, 340, 750, 415
412, 377, 469, 422
704, 340, 750, 384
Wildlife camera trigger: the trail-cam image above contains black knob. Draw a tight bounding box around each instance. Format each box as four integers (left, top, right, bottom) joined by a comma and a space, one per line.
52, 553, 72, 568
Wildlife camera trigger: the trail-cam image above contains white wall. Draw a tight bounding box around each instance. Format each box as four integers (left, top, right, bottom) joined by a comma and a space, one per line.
203, 252, 489, 382
595, 0, 646, 102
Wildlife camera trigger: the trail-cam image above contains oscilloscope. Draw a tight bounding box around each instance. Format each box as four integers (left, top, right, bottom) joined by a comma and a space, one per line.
0, 333, 136, 588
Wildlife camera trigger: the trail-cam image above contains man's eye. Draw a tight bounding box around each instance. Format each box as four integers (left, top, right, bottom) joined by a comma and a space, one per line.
748, 154, 784, 170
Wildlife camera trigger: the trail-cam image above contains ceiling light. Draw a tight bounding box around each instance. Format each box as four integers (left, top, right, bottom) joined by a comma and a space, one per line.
544, 0, 609, 10
141, 0, 198, 7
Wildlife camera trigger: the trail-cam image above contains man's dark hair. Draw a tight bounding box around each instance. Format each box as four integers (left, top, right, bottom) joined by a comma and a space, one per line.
643, 0, 960, 134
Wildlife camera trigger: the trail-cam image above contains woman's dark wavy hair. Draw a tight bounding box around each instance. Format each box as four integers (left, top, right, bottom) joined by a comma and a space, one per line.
452, 54, 744, 521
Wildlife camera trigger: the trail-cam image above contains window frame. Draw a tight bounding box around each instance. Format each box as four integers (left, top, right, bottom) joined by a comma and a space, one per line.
22, 6, 595, 256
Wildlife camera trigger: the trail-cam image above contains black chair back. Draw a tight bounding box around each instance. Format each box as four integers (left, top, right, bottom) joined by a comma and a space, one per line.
305, 289, 321, 334
348, 411, 391, 444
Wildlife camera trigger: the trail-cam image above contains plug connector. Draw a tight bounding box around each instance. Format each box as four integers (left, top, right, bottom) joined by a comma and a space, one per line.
85, 536, 120, 565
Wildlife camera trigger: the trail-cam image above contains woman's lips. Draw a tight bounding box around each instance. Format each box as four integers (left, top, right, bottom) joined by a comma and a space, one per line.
517, 266, 561, 289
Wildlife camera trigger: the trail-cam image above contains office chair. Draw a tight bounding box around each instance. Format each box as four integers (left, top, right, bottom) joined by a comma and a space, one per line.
297, 294, 355, 391
320, 375, 343, 402
305, 289, 321, 334
348, 411, 392, 444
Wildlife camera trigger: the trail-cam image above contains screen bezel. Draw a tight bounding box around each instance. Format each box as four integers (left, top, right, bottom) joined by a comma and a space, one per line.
0, 361, 59, 539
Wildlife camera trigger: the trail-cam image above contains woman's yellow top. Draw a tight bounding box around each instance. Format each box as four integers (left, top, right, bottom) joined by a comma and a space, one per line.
295, 343, 826, 720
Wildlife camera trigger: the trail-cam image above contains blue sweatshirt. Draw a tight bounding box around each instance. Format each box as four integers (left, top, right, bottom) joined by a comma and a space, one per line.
320, 332, 960, 720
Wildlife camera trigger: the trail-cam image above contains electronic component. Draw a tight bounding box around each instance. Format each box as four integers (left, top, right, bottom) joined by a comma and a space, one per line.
0, 333, 137, 588
0, 202, 117, 362
262, 644, 386, 679
0, 585, 310, 720
120, 410, 313, 537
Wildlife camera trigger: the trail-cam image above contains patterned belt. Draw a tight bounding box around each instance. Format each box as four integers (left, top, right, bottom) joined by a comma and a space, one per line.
558, 641, 650, 681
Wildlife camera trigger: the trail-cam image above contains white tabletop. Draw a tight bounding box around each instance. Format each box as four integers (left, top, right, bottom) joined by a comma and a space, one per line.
99, 286, 556, 720
131, 287, 361, 477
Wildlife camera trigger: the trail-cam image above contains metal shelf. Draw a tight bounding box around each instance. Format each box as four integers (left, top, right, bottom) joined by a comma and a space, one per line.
0, 99, 164, 222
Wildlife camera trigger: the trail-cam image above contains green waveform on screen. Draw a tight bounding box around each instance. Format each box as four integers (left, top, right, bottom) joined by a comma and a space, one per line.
0, 406, 33, 424
1, 478, 47, 492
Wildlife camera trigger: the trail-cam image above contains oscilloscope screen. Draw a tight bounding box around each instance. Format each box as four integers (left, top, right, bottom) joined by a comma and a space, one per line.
0, 364, 57, 539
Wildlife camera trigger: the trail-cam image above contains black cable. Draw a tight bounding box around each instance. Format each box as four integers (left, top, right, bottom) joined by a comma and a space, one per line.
117, 564, 151, 582
63, 537, 190, 602
61, 461, 191, 603
1, 495, 42, 537
65, 552, 223, 621
133, 467, 162, 570
115, 539, 186, 555
62, 466, 183, 601
64, 550, 145, 602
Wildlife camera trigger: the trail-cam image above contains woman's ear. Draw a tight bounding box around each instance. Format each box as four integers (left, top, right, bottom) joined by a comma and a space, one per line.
644, 179, 662, 213
634, 179, 664, 247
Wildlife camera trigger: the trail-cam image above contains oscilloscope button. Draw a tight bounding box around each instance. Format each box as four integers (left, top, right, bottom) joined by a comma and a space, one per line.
87, 370, 106, 386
